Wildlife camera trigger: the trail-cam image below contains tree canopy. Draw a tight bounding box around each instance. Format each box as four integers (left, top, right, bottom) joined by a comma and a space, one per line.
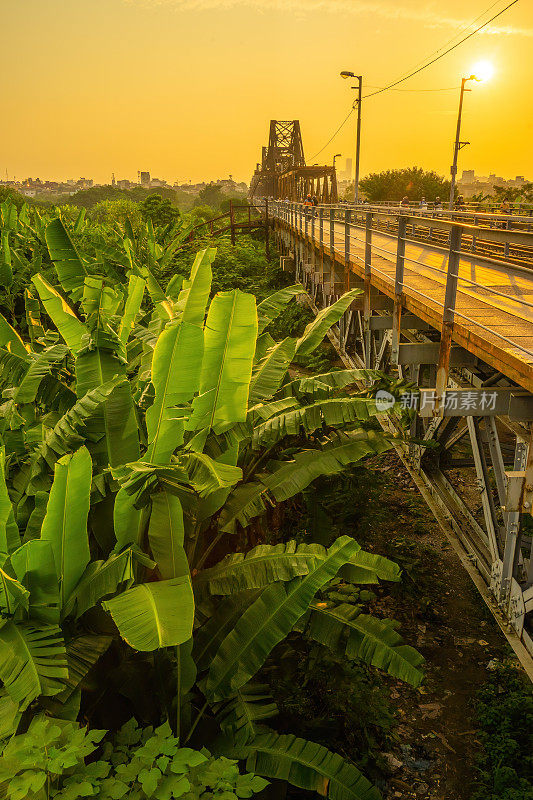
357, 167, 451, 202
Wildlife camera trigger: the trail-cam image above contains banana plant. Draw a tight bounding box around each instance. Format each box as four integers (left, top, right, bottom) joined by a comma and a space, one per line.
0, 211, 421, 800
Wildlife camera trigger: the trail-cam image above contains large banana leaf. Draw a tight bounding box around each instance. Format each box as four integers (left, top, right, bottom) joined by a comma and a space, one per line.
213, 684, 278, 746
0, 349, 28, 394
113, 488, 149, 552
339, 550, 401, 585
45, 218, 87, 298
61, 547, 139, 619
40, 447, 92, 608
295, 290, 361, 357
281, 369, 381, 401
188, 290, 258, 433
10, 540, 59, 624
118, 274, 145, 345
32, 274, 88, 356
193, 592, 261, 673
296, 603, 424, 687
248, 338, 296, 405
178, 452, 242, 498
219, 430, 391, 533
0, 312, 28, 359
193, 541, 329, 597
252, 397, 380, 448
0, 690, 21, 740
13, 345, 68, 404
24, 288, 45, 344
227, 731, 381, 800
205, 536, 359, 701
55, 634, 113, 704
0, 622, 68, 710
0, 568, 29, 617
256, 285, 304, 335
148, 491, 188, 580
196, 442, 240, 523
146, 248, 215, 464
263, 430, 391, 502
28, 377, 126, 493
75, 349, 140, 468
0, 448, 20, 564
0, 230, 13, 288
102, 576, 195, 651
345, 613, 424, 686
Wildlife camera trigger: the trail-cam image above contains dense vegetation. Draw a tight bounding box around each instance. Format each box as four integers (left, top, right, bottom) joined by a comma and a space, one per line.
472, 662, 533, 800
353, 167, 451, 203
0, 198, 427, 799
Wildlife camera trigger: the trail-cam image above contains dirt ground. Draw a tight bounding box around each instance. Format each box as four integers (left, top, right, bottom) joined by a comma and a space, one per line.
353, 450, 517, 800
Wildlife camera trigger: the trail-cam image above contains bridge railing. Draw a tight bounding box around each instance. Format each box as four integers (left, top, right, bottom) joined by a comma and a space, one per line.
346, 198, 533, 218
270, 199, 533, 670
270, 200, 533, 381
270, 200, 533, 268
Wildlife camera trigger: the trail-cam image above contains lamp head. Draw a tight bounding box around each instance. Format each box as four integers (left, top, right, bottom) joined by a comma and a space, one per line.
340, 70, 355, 79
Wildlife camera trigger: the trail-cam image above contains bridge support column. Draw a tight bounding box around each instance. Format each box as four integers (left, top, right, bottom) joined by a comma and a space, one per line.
391, 216, 407, 365
435, 225, 462, 415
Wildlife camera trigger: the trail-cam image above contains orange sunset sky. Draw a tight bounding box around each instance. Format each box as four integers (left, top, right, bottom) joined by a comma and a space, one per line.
2, 0, 531, 185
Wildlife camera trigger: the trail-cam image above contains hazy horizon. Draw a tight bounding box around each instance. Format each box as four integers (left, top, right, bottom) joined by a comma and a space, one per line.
2, 0, 531, 184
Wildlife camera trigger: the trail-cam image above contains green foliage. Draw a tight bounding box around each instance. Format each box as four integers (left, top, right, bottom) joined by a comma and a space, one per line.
471, 662, 533, 800
141, 195, 181, 229
0, 205, 422, 800
0, 714, 268, 799
357, 167, 451, 202
198, 185, 224, 210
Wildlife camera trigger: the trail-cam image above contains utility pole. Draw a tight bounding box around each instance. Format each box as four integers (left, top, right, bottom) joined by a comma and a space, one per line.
354, 76, 362, 204
449, 75, 476, 210
340, 72, 363, 204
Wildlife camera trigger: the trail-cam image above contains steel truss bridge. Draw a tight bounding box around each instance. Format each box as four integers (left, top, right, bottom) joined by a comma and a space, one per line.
269, 200, 533, 677
249, 120, 337, 204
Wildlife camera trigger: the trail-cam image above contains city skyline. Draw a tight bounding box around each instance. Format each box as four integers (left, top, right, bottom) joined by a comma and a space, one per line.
2, 0, 532, 184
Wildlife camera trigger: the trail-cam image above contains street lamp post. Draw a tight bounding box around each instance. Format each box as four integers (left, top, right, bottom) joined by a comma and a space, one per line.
340, 71, 362, 204
449, 74, 477, 210
333, 153, 342, 169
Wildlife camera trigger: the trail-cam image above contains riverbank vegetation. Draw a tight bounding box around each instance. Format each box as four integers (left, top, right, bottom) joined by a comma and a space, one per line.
0, 196, 530, 800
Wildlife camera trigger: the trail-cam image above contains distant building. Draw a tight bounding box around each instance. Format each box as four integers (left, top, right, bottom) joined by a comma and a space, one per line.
140, 171, 150, 186
457, 170, 529, 198
342, 158, 352, 181
117, 179, 133, 190
150, 178, 168, 188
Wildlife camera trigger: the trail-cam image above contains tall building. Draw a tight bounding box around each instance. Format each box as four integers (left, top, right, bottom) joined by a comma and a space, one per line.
344, 158, 353, 181
140, 171, 150, 186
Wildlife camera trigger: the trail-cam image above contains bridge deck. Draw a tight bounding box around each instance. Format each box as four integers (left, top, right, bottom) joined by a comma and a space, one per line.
302, 218, 533, 391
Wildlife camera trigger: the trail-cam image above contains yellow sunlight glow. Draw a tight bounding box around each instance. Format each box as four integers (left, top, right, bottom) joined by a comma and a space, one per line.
471, 60, 495, 82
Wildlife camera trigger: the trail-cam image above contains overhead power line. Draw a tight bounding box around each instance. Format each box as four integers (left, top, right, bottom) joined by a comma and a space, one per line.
362, 0, 519, 100
309, 0, 519, 160
401, 0, 505, 77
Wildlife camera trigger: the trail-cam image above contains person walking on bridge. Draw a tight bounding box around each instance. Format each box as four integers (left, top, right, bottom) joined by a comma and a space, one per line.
433, 196, 443, 211
304, 194, 313, 208
400, 196, 409, 209
419, 197, 428, 211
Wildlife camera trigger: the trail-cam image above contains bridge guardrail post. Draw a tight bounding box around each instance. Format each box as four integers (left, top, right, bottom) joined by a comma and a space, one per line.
391, 215, 407, 364
329, 207, 335, 263
363, 211, 373, 368
344, 209, 350, 291
434, 224, 462, 415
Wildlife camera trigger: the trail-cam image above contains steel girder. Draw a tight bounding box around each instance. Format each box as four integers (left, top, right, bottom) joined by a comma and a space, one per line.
272, 202, 533, 677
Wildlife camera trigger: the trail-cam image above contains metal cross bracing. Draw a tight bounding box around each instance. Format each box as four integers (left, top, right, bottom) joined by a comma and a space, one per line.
270, 199, 533, 677
249, 120, 338, 203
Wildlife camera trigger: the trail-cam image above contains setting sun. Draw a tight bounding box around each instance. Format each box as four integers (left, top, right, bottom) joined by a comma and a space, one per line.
471, 59, 495, 82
